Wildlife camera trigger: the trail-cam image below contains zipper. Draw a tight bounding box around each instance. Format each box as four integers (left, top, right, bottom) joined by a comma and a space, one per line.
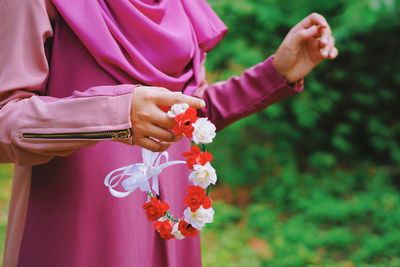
22, 128, 132, 140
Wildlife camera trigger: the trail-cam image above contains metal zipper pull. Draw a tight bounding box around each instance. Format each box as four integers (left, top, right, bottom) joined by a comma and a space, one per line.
110, 128, 133, 139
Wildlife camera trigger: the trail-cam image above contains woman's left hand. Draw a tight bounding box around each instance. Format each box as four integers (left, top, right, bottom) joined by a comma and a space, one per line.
272, 13, 339, 83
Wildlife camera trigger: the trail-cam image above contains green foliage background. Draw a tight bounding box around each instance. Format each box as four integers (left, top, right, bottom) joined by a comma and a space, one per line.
0, 165, 12, 264
201, 0, 400, 266
0, 0, 399, 266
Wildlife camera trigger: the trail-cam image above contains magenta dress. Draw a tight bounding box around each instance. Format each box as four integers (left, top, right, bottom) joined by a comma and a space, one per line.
18, 15, 199, 267
0, 0, 302, 266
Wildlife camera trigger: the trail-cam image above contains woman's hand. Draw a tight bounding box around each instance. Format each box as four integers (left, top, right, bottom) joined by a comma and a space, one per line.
131, 86, 206, 152
273, 13, 339, 83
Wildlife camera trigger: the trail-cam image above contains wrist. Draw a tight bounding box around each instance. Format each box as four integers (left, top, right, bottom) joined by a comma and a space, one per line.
271, 56, 295, 83
269, 56, 304, 93
272, 54, 306, 84
271, 55, 287, 79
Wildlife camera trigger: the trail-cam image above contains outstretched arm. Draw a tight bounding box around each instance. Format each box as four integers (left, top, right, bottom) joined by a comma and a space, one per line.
195, 56, 303, 130
195, 13, 338, 130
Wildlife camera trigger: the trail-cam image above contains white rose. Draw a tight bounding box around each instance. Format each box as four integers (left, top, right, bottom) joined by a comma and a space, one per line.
192, 118, 216, 144
183, 206, 214, 230
171, 221, 185, 240
188, 162, 217, 189
167, 103, 189, 118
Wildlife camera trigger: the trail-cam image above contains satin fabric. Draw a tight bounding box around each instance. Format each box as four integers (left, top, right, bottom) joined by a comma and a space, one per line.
50, 0, 227, 94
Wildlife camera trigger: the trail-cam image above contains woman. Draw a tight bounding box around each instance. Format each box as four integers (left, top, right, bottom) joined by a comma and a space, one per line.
0, 0, 338, 266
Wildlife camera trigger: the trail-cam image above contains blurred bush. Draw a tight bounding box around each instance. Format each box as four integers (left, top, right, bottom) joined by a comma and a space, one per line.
0, 164, 12, 263
207, 0, 400, 185
202, 0, 400, 266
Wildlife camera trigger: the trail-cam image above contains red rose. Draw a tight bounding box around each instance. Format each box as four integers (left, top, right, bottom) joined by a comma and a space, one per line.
153, 220, 174, 240
172, 107, 198, 138
142, 197, 169, 221
182, 145, 213, 169
184, 186, 212, 212
159, 106, 170, 113
179, 220, 199, 238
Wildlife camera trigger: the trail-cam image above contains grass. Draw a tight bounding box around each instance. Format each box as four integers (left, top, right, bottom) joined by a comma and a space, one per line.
0, 164, 13, 265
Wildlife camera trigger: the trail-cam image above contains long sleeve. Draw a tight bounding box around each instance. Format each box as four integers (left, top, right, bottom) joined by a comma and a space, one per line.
0, 0, 135, 166
195, 56, 303, 130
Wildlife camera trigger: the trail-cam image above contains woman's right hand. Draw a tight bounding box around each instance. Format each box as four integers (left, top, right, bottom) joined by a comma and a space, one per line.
131, 86, 206, 152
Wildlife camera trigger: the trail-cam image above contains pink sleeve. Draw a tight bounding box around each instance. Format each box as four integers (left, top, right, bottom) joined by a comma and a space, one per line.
0, 0, 135, 166
194, 56, 304, 130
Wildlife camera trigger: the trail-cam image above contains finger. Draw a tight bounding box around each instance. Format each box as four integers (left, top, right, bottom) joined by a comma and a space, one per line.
154, 91, 206, 109
140, 123, 177, 142
134, 104, 176, 130
321, 36, 335, 58
295, 13, 328, 31
329, 47, 339, 59
148, 107, 176, 129
174, 135, 183, 142
292, 25, 319, 44
134, 136, 168, 152
319, 25, 333, 47
159, 141, 172, 152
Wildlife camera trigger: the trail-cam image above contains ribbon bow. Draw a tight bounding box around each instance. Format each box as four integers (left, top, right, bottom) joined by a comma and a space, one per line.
104, 149, 185, 198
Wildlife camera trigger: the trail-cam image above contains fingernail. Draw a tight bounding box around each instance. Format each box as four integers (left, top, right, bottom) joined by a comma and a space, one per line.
322, 38, 328, 44
200, 100, 206, 108
322, 50, 328, 57
330, 50, 338, 59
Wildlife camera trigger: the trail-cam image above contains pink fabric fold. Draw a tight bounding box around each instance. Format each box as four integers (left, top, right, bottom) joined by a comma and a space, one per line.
50, 0, 228, 93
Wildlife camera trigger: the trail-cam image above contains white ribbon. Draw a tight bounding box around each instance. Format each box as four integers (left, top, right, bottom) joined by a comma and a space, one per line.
104, 149, 185, 198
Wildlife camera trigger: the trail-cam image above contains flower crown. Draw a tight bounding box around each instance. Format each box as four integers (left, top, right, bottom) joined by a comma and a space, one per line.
104, 103, 217, 240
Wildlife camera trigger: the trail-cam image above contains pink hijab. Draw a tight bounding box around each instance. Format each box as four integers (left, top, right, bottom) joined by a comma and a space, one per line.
51, 0, 228, 95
